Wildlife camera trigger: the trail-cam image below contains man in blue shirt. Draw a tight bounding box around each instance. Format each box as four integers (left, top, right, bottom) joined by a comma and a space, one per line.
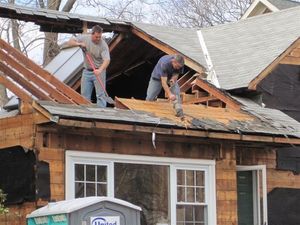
146, 54, 185, 116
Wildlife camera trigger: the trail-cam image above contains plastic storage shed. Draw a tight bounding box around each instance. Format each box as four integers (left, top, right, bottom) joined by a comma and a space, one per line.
27, 196, 142, 225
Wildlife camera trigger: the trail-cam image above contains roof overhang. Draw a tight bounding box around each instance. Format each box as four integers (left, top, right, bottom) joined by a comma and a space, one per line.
31, 100, 300, 146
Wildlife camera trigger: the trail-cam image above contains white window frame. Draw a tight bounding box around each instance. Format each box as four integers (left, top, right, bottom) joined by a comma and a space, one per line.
237, 165, 268, 225
66, 150, 216, 225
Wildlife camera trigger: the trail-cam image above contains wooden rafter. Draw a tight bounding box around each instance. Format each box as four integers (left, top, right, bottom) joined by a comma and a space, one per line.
109, 33, 125, 52
180, 73, 199, 93
0, 49, 73, 104
0, 61, 53, 101
192, 78, 241, 110
184, 95, 218, 104
0, 38, 90, 104
0, 74, 32, 103
279, 56, 300, 65
249, 37, 300, 90
131, 28, 205, 73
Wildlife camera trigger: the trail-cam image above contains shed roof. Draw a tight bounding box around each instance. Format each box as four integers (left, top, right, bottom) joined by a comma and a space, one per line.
27, 196, 141, 218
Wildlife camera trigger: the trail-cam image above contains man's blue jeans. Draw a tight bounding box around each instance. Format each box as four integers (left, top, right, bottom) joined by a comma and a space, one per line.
81, 69, 107, 107
146, 77, 181, 103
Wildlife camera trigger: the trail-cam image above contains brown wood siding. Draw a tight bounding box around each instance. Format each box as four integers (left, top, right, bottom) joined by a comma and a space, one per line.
216, 143, 238, 225
0, 202, 36, 225
2, 123, 298, 225
237, 147, 300, 192
0, 114, 35, 149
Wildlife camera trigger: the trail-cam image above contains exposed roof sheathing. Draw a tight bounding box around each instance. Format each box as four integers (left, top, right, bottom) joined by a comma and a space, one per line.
35, 99, 300, 141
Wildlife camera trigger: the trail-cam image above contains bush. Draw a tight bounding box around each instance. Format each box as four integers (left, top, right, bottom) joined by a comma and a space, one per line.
0, 189, 8, 214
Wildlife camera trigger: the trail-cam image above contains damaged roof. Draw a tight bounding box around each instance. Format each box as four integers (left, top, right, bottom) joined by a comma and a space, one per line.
35, 99, 300, 143
0, 4, 299, 91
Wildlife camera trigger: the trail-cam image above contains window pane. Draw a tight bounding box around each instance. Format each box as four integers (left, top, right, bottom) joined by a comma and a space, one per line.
115, 163, 169, 225
194, 205, 205, 222
86, 183, 95, 196
196, 187, 205, 203
75, 182, 84, 198
196, 171, 204, 186
97, 184, 107, 196
187, 187, 195, 202
186, 170, 194, 186
86, 165, 95, 181
97, 166, 107, 182
177, 170, 185, 185
185, 205, 193, 222
177, 205, 206, 224
75, 164, 84, 181
176, 205, 185, 222
177, 187, 185, 202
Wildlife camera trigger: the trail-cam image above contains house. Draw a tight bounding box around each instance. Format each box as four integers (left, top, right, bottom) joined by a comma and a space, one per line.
241, 0, 300, 19
0, 3, 300, 225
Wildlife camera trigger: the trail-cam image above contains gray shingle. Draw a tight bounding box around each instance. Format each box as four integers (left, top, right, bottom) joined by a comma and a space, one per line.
201, 6, 300, 89
268, 0, 300, 9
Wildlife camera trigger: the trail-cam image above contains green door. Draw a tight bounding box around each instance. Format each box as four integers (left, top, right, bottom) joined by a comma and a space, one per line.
237, 171, 254, 225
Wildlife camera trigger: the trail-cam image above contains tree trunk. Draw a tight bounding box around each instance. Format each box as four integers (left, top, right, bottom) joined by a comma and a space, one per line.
42, 0, 76, 66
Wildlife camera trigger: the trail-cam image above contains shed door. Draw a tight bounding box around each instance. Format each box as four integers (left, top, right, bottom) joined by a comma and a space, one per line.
237, 171, 254, 225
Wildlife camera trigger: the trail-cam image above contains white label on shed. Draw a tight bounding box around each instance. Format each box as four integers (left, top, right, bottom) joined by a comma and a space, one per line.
90, 216, 120, 225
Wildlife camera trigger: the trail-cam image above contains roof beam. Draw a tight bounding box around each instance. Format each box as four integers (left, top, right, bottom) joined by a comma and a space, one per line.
192, 78, 241, 110
0, 49, 73, 104
249, 37, 300, 90
184, 95, 218, 104
109, 33, 125, 52
0, 74, 32, 103
0, 38, 90, 104
0, 61, 53, 101
131, 27, 205, 73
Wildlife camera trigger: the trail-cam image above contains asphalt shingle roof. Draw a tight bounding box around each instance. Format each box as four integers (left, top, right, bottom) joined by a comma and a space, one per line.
268, 0, 300, 10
